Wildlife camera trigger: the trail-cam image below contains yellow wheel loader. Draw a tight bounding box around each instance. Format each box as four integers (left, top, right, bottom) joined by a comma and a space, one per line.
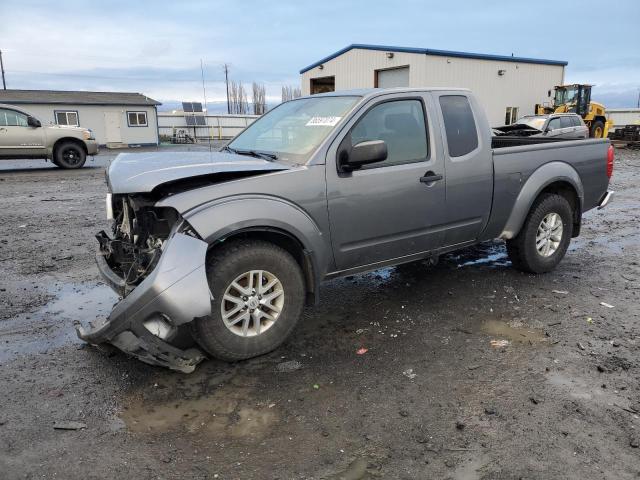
535, 84, 612, 138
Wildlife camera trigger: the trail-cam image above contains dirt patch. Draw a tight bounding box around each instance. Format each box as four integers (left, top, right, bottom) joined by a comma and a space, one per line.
0, 148, 639, 479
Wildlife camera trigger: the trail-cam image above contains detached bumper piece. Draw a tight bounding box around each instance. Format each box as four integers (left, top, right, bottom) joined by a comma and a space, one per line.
76, 233, 212, 373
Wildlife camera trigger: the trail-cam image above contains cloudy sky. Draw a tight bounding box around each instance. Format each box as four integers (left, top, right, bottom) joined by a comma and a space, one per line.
0, 0, 638, 110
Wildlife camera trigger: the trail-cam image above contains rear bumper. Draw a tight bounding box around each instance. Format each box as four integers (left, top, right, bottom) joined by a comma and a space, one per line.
76, 232, 212, 373
598, 190, 614, 209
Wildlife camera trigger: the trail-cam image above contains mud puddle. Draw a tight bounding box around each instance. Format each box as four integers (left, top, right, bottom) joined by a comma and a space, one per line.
0, 282, 117, 361
481, 319, 548, 346
120, 385, 277, 439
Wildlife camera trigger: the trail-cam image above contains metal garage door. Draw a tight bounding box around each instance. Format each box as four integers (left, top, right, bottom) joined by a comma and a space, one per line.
376, 67, 410, 88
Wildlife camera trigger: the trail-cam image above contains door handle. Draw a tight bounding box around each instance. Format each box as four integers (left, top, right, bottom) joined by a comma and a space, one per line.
420, 173, 443, 184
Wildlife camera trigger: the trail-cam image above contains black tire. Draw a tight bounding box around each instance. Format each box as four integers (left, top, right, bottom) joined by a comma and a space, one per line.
54, 141, 86, 169
193, 239, 305, 361
506, 193, 573, 274
590, 120, 605, 139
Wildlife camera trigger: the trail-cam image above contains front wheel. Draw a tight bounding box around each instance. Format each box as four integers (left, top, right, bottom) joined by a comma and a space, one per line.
193, 239, 306, 361
590, 120, 605, 139
506, 193, 573, 273
54, 141, 86, 169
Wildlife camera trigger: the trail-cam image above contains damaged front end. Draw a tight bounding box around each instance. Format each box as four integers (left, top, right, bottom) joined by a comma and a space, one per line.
76, 194, 211, 373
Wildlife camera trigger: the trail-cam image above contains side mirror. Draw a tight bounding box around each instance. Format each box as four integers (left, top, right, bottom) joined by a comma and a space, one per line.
339, 140, 387, 172
27, 116, 41, 128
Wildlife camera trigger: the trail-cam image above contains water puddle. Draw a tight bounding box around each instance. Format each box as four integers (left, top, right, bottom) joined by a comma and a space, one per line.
120, 384, 277, 439
481, 319, 548, 345
0, 282, 118, 362
445, 241, 511, 268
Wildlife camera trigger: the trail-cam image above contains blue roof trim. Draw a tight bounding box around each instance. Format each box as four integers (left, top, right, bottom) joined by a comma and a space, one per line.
299, 44, 568, 74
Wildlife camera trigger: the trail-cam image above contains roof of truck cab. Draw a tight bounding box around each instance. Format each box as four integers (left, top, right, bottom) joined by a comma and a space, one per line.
300, 44, 568, 73
309, 87, 471, 98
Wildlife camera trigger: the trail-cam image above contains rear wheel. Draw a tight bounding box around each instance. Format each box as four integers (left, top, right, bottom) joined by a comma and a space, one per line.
194, 240, 306, 361
54, 141, 86, 169
506, 193, 573, 273
590, 120, 605, 139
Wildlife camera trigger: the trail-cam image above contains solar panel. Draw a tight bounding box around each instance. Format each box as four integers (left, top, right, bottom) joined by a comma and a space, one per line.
195, 116, 206, 126
185, 116, 196, 126
182, 102, 194, 113
192, 102, 203, 113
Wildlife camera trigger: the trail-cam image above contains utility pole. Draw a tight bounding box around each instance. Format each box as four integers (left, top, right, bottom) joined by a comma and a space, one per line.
200, 59, 212, 151
0, 50, 6, 90
223, 63, 230, 114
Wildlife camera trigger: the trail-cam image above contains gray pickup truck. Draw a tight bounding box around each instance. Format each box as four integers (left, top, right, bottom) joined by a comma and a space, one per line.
77, 88, 614, 372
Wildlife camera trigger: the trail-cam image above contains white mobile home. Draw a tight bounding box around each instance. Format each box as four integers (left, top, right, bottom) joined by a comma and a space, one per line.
300, 44, 567, 127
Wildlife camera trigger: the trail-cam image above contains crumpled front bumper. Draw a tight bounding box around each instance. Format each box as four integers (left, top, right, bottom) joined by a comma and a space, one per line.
76, 232, 212, 373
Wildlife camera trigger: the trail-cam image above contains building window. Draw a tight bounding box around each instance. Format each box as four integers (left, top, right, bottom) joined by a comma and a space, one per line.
55, 111, 79, 126
504, 107, 519, 125
127, 111, 148, 127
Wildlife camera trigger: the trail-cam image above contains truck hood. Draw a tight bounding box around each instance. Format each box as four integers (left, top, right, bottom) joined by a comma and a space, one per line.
107, 151, 291, 194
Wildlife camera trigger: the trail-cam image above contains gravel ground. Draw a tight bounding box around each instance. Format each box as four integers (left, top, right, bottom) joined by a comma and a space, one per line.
0, 147, 638, 479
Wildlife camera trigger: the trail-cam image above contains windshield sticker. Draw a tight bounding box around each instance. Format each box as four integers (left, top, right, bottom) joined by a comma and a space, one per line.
306, 116, 341, 127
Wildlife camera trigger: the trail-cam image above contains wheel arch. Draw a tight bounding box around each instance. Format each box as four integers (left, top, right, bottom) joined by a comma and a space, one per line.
209, 227, 318, 304
52, 137, 88, 157
500, 162, 583, 240
180, 196, 330, 305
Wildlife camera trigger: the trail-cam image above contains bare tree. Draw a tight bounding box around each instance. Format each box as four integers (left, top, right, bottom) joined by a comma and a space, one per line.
252, 82, 266, 115
281, 85, 301, 103
229, 80, 249, 114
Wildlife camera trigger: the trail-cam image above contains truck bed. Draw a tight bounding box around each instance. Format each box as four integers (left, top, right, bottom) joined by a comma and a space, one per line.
481, 137, 611, 240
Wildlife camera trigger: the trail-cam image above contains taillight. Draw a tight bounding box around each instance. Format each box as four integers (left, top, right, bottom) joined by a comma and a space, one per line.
606, 145, 614, 178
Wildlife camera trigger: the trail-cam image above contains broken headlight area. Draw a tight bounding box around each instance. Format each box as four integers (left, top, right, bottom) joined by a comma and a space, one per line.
97, 194, 191, 296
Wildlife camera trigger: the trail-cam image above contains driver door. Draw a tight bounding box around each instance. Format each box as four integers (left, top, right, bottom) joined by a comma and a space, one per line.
326, 94, 446, 271
0, 108, 45, 158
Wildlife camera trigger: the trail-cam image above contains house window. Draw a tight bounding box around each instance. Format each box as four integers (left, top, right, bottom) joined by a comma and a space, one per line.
127, 111, 148, 127
504, 107, 519, 125
55, 111, 79, 126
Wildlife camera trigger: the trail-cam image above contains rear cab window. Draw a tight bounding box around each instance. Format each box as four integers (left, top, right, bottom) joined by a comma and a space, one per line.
439, 95, 478, 157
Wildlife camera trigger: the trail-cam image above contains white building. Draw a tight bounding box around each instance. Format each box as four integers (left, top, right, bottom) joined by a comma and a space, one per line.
300, 44, 567, 126
607, 108, 640, 128
0, 89, 161, 147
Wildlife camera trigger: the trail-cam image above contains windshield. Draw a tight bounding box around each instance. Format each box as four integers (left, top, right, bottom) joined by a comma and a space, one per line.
554, 86, 578, 106
514, 116, 546, 130
228, 96, 359, 163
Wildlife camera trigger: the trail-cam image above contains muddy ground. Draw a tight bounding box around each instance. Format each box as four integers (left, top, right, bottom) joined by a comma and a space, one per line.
0, 147, 638, 480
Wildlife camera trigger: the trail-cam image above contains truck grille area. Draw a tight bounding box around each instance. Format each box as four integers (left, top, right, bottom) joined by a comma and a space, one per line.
97, 195, 181, 295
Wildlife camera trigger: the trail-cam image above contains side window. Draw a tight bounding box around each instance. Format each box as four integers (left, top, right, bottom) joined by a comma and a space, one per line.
349, 99, 428, 169
560, 116, 573, 128
547, 118, 562, 130
0, 108, 28, 127
439, 95, 478, 157
571, 116, 582, 127
127, 111, 148, 127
